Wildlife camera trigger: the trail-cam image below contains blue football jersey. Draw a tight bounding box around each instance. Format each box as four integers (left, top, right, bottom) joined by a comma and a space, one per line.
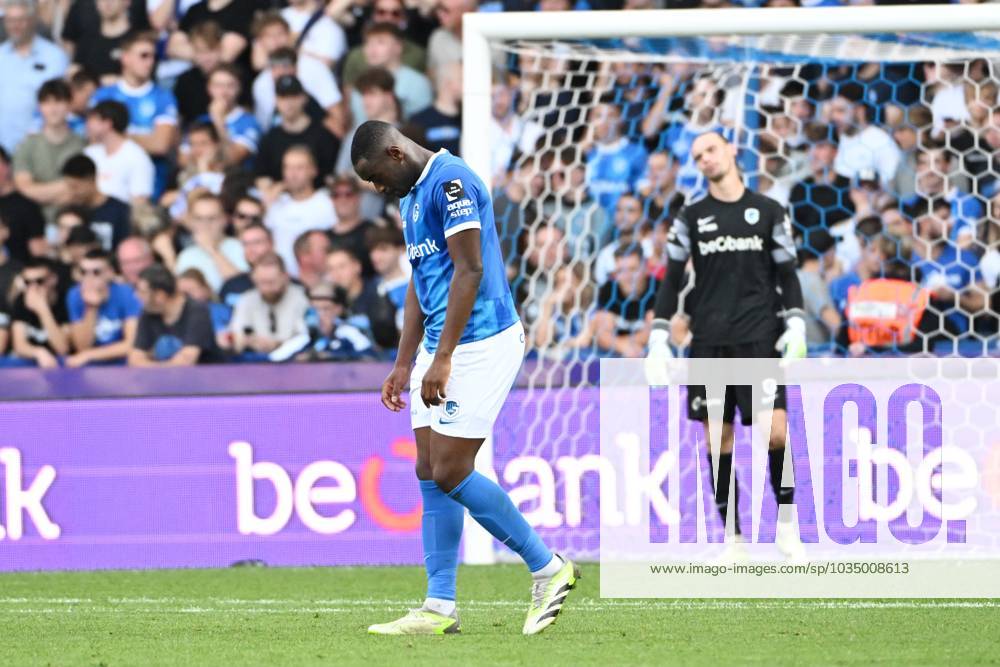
399, 150, 518, 353
92, 81, 179, 135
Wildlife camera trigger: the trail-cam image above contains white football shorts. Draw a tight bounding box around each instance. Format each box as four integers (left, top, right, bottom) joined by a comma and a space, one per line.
410, 321, 525, 439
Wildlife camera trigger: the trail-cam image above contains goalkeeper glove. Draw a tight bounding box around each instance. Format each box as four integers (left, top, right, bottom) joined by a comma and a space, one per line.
775, 315, 807, 360
645, 325, 674, 386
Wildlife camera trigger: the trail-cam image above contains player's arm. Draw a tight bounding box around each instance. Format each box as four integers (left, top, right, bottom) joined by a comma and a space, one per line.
651, 210, 691, 344
770, 208, 808, 358
381, 280, 424, 412
396, 280, 425, 366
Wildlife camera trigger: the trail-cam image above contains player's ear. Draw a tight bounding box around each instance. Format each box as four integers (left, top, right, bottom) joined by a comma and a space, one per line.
386, 145, 404, 162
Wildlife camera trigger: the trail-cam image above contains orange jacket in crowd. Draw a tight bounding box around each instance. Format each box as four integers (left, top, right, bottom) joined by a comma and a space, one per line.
846, 278, 930, 348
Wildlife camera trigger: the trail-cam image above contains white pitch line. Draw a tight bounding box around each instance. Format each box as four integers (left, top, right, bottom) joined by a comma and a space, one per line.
0, 598, 996, 610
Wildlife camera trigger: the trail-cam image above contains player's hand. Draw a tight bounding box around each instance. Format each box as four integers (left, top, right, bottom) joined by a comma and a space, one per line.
381, 364, 409, 412
421, 356, 452, 407
775, 316, 807, 362
644, 327, 673, 387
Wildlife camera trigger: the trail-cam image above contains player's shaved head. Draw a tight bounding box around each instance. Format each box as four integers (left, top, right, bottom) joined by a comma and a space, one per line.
351, 120, 432, 199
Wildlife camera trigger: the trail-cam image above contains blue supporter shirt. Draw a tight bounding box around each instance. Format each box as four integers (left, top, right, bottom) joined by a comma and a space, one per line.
585, 137, 648, 216
829, 270, 862, 314
0, 36, 69, 152
92, 81, 179, 198
66, 282, 142, 346
399, 150, 519, 353
187, 108, 261, 157
914, 244, 982, 333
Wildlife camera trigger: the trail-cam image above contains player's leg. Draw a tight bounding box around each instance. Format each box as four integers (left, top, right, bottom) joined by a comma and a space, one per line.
369, 356, 464, 635
415, 425, 465, 620
430, 322, 579, 634
688, 380, 741, 540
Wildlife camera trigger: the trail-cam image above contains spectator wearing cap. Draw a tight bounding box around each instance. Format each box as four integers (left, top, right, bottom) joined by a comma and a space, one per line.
91, 31, 180, 197
229, 252, 309, 358
9, 257, 70, 367
180, 64, 260, 171
84, 100, 156, 205
427, 0, 476, 76
825, 94, 901, 189
0, 145, 47, 262
339, 0, 427, 86
219, 221, 274, 310
328, 175, 378, 278
410, 61, 462, 156
255, 74, 340, 197
167, 121, 226, 222
281, 0, 347, 69
115, 235, 154, 288
65, 248, 141, 367
788, 123, 854, 236
297, 281, 374, 361
173, 21, 227, 128
349, 23, 431, 123
175, 193, 248, 293
0, 0, 69, 153
70, 0, 133, 83
251, 17, 345, 135
130, 263, 222, 366
796, 228, 841, 347
13, 79, 86, 222
264, 146, 336, 277
169, 0, 252, 65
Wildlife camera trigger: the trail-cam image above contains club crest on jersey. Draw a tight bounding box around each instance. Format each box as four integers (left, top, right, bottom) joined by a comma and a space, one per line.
744, 208, 760, 225
443, 400, 460, 418
412, 202, 420, 222
443, 179, 465, 202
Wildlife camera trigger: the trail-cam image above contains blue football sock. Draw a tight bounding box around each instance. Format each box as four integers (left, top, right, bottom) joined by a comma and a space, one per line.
420, 480, 464, 601
447, 471, 553, 573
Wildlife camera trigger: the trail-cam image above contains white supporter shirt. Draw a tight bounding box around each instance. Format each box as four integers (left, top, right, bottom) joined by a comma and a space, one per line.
84, 140, 155, 202
280, 6, 347, 65
833, 125, 901, 188
253, 56, 344, 129
175, 237, 249, 293
264, 189, 337, 277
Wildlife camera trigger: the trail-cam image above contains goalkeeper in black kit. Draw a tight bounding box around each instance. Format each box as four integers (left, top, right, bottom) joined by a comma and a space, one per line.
647, 131, 807, 560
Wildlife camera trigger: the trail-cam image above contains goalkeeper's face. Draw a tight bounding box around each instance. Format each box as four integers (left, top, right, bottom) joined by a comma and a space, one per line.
691, 132, 736, 183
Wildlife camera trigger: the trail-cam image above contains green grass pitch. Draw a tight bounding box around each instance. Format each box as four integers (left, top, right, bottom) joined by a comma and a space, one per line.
0, 565, 997, 666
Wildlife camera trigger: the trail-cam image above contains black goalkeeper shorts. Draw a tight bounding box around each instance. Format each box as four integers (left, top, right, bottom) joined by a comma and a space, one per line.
685, 339, 787, 426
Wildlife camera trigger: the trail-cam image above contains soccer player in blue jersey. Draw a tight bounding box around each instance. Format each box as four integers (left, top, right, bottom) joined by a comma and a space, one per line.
352, 120, 579, 636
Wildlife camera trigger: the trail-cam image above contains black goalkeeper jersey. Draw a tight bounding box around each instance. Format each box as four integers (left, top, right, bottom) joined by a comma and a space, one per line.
665, 189, 797, 346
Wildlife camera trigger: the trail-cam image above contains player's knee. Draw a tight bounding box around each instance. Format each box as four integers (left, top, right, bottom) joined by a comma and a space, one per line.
768, 432, 786, 451
414, 460, 433, 481
431, 461, 472, 495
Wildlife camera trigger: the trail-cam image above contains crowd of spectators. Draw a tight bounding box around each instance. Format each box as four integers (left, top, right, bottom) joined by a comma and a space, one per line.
0, 0, 997, 369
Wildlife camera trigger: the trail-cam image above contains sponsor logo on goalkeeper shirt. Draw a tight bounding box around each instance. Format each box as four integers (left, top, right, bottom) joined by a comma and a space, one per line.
698, 234, 764, 255
407, 237, 441, 260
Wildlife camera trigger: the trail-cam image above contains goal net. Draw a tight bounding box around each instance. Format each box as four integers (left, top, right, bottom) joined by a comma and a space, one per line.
467, 7, 1000, 562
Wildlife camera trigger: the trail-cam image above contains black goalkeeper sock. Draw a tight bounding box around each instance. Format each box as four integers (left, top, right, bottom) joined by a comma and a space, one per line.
768, 447, 795, 505
707, 452, 740, 536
